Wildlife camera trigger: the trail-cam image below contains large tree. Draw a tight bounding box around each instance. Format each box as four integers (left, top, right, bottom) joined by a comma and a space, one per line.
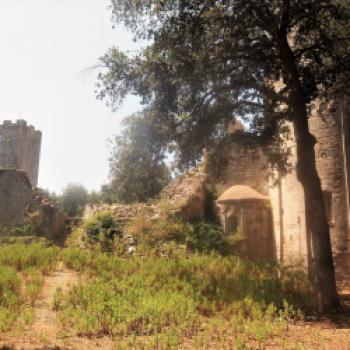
101, 112, 170, 204
58, 183, 89, 217
97, 0, 350, 311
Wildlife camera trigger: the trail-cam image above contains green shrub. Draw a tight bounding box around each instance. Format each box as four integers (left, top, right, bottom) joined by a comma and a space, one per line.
22, 268, 44, 306
186, 219, 233, 255
126, 215, 233, 256
81, 211, 124, 252
59, 248, 314, 346
126, 214, 190, 246
0, 266, 21, 307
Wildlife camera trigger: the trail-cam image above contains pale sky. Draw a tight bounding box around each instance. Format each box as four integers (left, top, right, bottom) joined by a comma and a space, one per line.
0, 0, 142, 193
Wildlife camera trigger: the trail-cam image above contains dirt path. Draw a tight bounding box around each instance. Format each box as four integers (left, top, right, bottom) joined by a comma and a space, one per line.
30, 265, 79, 343
0, 265, 116, 350
1, 264, 79, 349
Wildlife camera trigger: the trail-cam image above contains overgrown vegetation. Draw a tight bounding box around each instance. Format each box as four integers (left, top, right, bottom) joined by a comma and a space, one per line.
70, 211, 234, 256
0, 241, 59, 331
99, 0, 350, 311
101, 113, 171, 204
57, 247, 313, 348
38, 183, 102, 218
0, 217, 316, 348
50, 212, 314, 348
57, 183, 90, 217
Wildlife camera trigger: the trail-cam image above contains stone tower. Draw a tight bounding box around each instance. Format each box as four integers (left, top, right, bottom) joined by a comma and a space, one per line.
0, 120, 42, 187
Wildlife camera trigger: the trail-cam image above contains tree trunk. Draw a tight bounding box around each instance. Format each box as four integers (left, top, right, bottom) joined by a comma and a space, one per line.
292, 96, 340, 313
277, 32, 341, 313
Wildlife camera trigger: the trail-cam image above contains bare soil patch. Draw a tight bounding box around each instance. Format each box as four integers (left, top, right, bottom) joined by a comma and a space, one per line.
0, 264, 115, 350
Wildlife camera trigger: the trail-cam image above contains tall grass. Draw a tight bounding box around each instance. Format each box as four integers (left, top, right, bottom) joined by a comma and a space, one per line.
0, 219, 315, 348
58, 248, 313, 348
0, 241, 60, 331
0, 265, 21, 331
0, 240, 59, 273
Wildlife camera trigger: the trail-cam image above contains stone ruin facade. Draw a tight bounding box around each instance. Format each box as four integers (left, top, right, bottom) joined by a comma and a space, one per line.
84, 97, 350, 289
0, 120, 66, 241
87, 97, 350, 289
216, 185, 275, 262
210, 98, 350, 290
85, 167, 207, 224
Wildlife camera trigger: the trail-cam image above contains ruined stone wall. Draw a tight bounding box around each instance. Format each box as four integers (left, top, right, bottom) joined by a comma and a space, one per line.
209, 99, 350, 268
0, 169, 33, 227
30, 189, 67, 241
309, 98, 350, 290
268, 140, 308, 264
269, 99, 350, 267
85, 167, 207, 225
0, 120, 42, 187
0, 169, 67, 240
213, 145, 269, 197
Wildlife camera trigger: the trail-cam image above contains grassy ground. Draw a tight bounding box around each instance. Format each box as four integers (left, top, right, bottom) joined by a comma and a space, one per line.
0, 215, 349, 349
0, 242, 314, 349
0, 240, 59, 331
56, 247, 315, 349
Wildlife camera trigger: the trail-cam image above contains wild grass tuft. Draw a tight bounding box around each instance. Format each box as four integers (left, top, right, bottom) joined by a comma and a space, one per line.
0, 241, 59, 274
58, 247, 314, 348
0, 241, 60, 331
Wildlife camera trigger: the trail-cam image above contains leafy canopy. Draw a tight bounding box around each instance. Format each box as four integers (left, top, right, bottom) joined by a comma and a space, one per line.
97, 0, 350, 167
58, 183, 89, 217
101, 112, 170, 203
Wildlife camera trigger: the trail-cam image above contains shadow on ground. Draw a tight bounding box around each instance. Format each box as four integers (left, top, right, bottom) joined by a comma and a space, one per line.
0, 346, 65, 350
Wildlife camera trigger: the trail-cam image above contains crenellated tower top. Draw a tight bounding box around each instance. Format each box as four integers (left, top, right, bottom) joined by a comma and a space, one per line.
0, 119, 42, 187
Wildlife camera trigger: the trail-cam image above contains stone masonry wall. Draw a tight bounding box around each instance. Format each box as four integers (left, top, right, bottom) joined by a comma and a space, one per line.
209, 99, 350, 270
268, 137, 308, 264
0, 120, 42, 187
0, 169, 67, 240
213, 145, 269, 197
0, 169, 33, 227
309, 98, 350, 291
84, 167, 207, 225
269, 99, 350, 269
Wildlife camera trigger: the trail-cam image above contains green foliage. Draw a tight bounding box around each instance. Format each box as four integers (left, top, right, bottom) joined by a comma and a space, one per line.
75, 211, 124, 253
58, 248, 313, 347
57, 183, 89, 217
100, 0, 349, 311
0, 265, 21, 332
37, 186, 103, 212
22, 269, 45, 306
126, 214, 189, 246
0, 241, 59, 274
99, 0, 350, 169
126, 215, 233, 256
186, 219, 233, 255
0, 242, 59, 331
101, 113, 170, 204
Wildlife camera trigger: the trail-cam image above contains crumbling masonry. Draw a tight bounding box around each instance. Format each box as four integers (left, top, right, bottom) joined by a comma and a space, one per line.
84, 97, 350, 291
211, 98, 350, 290
0, 120, 66, 240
